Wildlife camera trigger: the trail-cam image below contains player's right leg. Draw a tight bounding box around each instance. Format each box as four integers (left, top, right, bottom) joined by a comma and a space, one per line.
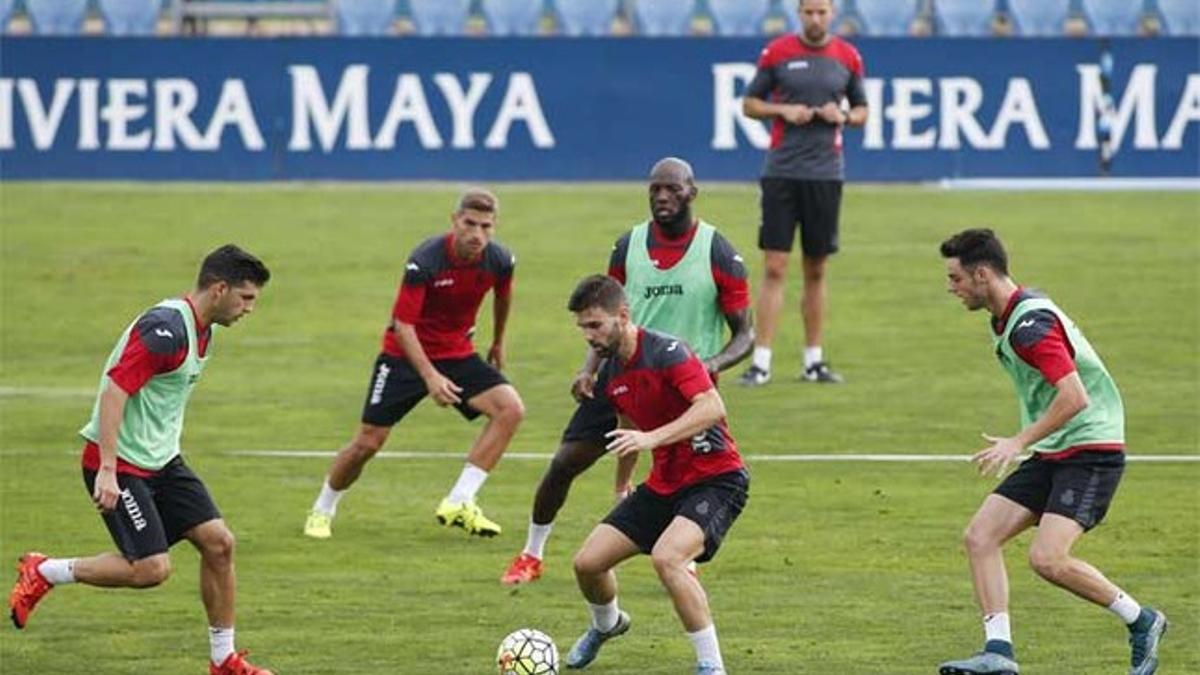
566, 524, 641, 670
305, 353, 420, 539
740, 177, 800, 388
939, 490, 1038, 674
503, 397, 612, 584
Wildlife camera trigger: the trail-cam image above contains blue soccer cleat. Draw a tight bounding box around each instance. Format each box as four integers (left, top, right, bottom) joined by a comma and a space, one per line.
1128, 608, 1168, 675
938, 651, 1020, 675
565, 610, 631, 669
695, 660, 727, 674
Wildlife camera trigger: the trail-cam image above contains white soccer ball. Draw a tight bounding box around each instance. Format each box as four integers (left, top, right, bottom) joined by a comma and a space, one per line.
496, 628, 559, 675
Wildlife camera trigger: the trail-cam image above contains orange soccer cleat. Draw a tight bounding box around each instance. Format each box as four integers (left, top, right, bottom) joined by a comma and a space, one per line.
9, 552, 52, 629
500, 553, 543, 586
210, 650, 274, 675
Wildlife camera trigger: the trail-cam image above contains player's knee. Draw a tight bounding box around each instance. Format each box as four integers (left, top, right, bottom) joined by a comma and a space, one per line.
762, 260, 788, 283
962, 523, 997, 555
1028, 546, 1067, 581
572, 551, 605, 578
546, 453, 583, 485
352, 434, 385, 458
131, 555, 171, 587
203, 528, 236, 564
497, 396, 525, 428
650, 549, 688, 578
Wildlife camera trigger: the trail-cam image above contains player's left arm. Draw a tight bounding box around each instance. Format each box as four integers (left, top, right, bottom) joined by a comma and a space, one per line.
703, 235, 755, 374
975, 313, 1086, 476
487, 256, 515, 370
818, 49, 869, 127
606, 389, 726, 457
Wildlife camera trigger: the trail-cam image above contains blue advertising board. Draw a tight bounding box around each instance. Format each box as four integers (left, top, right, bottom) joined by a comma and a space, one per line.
1, 37, 1196, 180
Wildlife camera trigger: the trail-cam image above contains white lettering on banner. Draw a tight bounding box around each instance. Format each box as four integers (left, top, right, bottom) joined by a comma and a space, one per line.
435, 72, 492, 148
19, 79, 75, 150
484, 72, 555, 149
0, 77, 263, 152
1076, 64, 1158, 150
289, 64, 371, 152
289, 65, 554, 151
1162, 74, 1200, 150
887, 78, 936, 149
710, 63, 770, 150
714, 64, 1193, 153
375, 73, 444, 149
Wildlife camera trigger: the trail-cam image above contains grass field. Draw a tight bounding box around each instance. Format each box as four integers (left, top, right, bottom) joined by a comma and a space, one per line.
0, 183, 1197, 674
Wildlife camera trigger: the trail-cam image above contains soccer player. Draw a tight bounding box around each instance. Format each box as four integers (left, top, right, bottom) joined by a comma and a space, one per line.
937, 229, 1167, 675
304, 188, 523, 539
561, 275, 749, 675
501, 157, 752, 585
737, 0, 868, 386
8, 245, 274, 675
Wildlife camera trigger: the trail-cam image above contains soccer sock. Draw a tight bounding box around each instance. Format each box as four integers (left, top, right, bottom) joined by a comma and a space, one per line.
687, 624, 724, 668
523, 521, 554, 560
209, 626, 235, 665
982, 612, 1013, 657
447, 463, 489, 504
37, 558, 76, 586
588, 599, 620, 633
804, 346, 824, 369
1107, 590, 1143, 624
312, 478, 344, 515
751, 346, 772, 372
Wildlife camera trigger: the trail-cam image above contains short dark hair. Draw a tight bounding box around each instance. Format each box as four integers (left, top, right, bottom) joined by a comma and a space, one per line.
197, 244, 271, 290
939, 228, 1009, 276
567, 274, 626, 314
457, 188, 498, 214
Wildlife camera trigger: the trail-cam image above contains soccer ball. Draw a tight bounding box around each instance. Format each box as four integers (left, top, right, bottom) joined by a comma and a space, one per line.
496, 628, 559, 675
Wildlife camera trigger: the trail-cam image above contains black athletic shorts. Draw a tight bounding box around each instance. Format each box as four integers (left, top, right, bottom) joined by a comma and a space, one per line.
82, 456, 221, 561
758, 177, 842, 257
560, 369, 617, 443
602, 469, 749, 563
994, 451, 1125, 531
361, 352, 509, 426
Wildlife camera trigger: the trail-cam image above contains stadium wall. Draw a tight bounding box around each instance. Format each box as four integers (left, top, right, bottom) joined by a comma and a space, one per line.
1, 37, 1196, 180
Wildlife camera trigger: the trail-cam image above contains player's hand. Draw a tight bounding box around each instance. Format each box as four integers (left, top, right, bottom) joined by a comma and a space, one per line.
782, 104, 814, 126
604, 428, 657, 457
972, 433, 1023, 478
816, 101, 844, 125
614, 483, 634, 503
570, 371, 597, 402
92, 466, 120, 512
487, 342, 505, 371
424, 372, 463, 407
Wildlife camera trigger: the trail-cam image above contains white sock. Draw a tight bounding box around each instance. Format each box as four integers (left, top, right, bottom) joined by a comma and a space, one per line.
37, 558, 76, 586
804, 346, 824, 369
751, 346, 772, 371
312, 478, 344, 515
687, 624, 724, 667
209, 626, 235, 665
1108, 591, 1142, 624
523, 521, 554, 560
589, 599, 619, 632
983, 612, 1012, 643
447, 463, 489, 504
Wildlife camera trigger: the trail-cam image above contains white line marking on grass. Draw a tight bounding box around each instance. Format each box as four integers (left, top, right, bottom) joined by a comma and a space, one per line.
0, 386, 94, 398
225, 450, 1200, 463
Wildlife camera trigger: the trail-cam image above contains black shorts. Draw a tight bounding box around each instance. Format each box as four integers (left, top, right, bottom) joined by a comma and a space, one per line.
758, 177, 842, 257
82, 456, 221, 561
361, 352, 509, 426
994, 451, 1125, 531
602, 469, 749, 563
560, 370, 617, 443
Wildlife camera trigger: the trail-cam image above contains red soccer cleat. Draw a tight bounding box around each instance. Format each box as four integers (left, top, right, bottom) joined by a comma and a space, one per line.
210, 650, 274, 675
500, 553, 543, 586
9, 552, 52, 629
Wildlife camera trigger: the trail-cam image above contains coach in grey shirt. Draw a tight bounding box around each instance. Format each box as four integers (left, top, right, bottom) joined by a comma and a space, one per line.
738, 0, 868, 388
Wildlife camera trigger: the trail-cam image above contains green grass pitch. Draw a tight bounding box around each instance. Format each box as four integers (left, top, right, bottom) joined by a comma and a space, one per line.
1, 183, 1197, 673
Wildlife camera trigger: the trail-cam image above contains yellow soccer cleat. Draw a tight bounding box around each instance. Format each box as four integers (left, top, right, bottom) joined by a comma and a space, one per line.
436, 499, 502, 538
303, 510, 333, 539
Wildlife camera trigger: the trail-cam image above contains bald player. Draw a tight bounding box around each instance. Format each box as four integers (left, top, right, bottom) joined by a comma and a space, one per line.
501, 158, 753, 585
